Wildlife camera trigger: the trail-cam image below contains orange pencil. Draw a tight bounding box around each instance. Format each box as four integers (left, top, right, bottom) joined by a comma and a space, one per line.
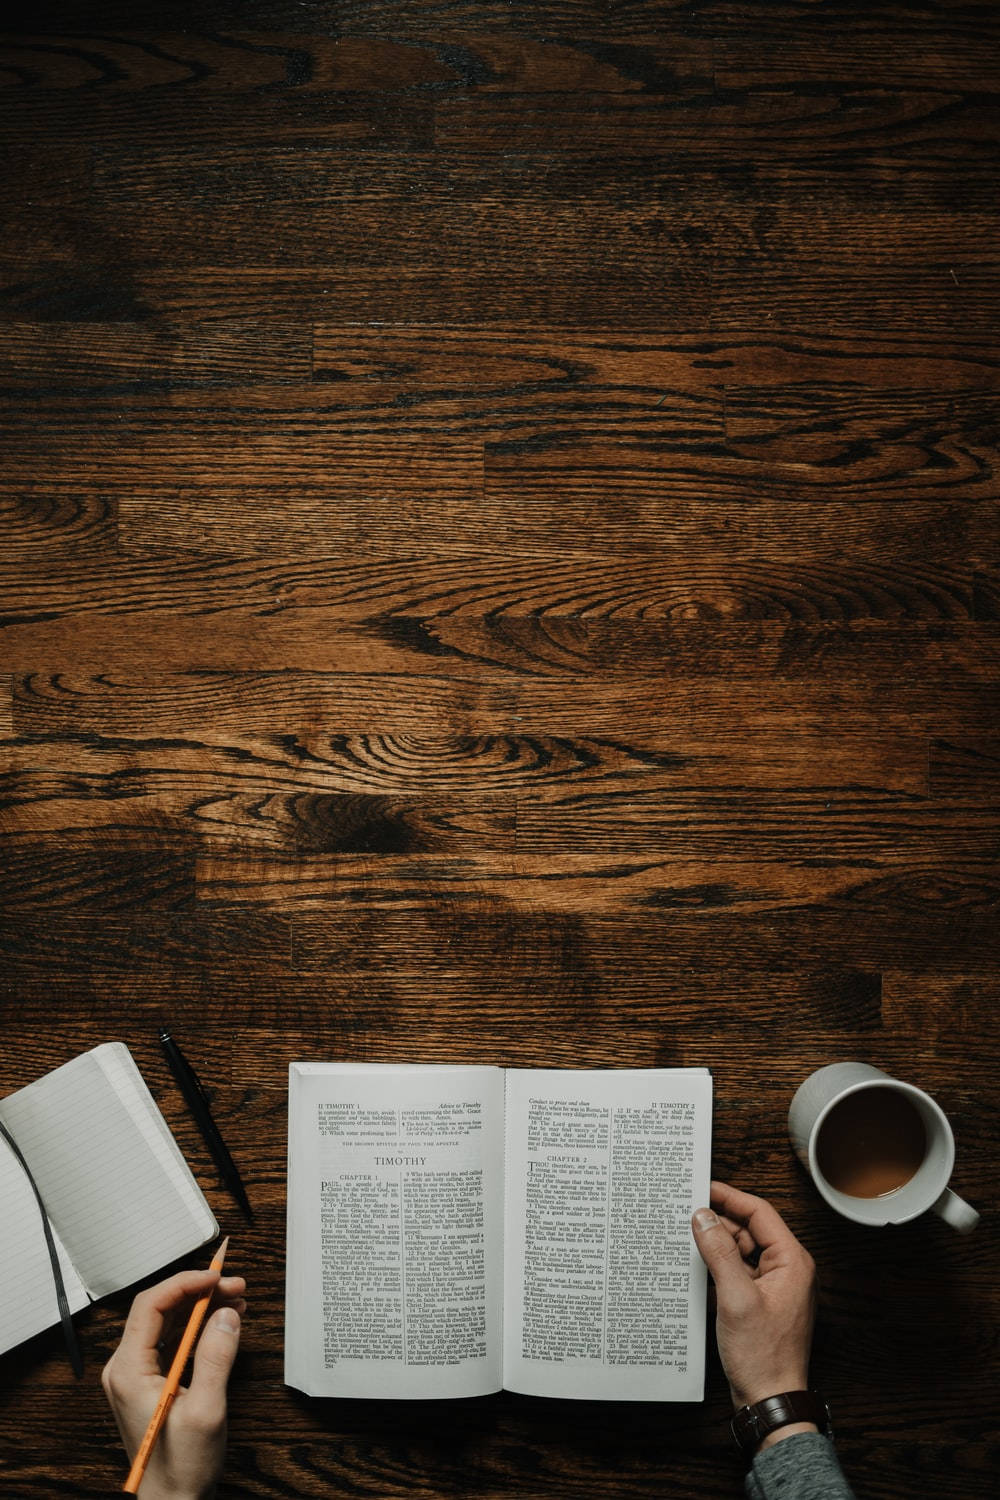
123, 1238, 230, 1495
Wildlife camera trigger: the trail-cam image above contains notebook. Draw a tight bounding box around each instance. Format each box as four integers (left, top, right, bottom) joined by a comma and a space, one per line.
0, 1043, 218, 1358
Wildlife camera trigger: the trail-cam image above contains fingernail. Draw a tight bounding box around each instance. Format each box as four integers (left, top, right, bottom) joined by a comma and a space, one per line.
213, 1306, 240, 1333
693, 1208, 719, 1231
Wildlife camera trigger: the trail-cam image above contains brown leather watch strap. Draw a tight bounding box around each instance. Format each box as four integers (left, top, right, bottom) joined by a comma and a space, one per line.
730, 1390, 831, 1457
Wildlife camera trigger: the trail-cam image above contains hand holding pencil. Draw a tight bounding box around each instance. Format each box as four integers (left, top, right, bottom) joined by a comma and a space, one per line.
102, 1245, 245, 1500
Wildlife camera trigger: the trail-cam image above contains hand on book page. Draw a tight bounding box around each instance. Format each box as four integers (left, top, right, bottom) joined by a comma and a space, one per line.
102, 1268, 246, 1500
692, 1182, 817, 1432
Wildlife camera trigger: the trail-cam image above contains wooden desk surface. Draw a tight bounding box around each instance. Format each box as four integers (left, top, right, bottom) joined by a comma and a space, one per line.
1, 3, 997, 1496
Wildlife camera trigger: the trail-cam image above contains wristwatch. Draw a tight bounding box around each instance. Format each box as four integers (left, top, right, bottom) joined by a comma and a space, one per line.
730, 1390, 832, 1457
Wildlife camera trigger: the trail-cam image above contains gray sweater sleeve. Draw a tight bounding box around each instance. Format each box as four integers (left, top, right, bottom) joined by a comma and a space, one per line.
744, 1432, 856, 1499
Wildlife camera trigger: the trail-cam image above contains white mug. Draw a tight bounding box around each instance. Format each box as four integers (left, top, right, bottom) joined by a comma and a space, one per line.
788, 1063, 979, 1232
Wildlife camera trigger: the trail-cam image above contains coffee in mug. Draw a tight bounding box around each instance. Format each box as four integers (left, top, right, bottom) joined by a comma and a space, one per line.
815, 1085, 926, 1198
788, 1063, 979, 1231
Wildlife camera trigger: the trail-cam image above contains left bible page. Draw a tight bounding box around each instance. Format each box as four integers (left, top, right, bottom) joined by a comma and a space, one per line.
285, 1064, 505, 1398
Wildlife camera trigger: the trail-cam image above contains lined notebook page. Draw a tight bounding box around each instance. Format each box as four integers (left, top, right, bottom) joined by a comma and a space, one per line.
0, 1044, 217, 1300
0, 1141, 90, 1355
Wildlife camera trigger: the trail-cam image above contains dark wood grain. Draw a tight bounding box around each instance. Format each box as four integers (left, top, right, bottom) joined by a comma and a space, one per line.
1, 2, 998, 1498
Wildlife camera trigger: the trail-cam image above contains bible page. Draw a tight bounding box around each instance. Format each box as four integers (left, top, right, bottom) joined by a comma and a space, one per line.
502, 1068, 712, 1401
285, 1064, 505, 1399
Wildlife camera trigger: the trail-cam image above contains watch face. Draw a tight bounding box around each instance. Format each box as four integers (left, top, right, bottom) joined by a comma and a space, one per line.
730, 1408, 759, 1455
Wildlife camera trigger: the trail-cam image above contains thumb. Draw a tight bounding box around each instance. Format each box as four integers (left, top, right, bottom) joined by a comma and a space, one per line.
188, 1305, 241, 1410
691, 1208, 752, 1300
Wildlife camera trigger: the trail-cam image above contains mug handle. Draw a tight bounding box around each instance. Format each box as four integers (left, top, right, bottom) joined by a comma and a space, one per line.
931, 1187, 980, 1233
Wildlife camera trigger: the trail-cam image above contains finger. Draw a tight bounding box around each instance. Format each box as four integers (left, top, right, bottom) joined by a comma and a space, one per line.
186, 1304, 241, 1417
157, 1278, 247, 1361
735, 1227, 759, 1261
709, 1182, 802, 1260
115, 1269, 222, 1378
691, 1208, 754, 1301
711, 1212, 758, 1262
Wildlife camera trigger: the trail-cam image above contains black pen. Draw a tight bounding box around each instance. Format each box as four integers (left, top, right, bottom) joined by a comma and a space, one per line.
158, 1024, 254, 1223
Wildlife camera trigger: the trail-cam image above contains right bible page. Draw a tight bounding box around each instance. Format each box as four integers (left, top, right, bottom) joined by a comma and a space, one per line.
502, 1068, 712, 1402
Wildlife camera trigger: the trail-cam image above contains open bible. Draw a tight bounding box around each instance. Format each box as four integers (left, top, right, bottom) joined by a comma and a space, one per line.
0, 1044, 218, 1360
285, 1064, 712, 1401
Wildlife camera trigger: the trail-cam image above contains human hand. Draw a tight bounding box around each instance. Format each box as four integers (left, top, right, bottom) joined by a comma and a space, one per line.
692, 1181, 817, 1441
102, 1267, 246, 1500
